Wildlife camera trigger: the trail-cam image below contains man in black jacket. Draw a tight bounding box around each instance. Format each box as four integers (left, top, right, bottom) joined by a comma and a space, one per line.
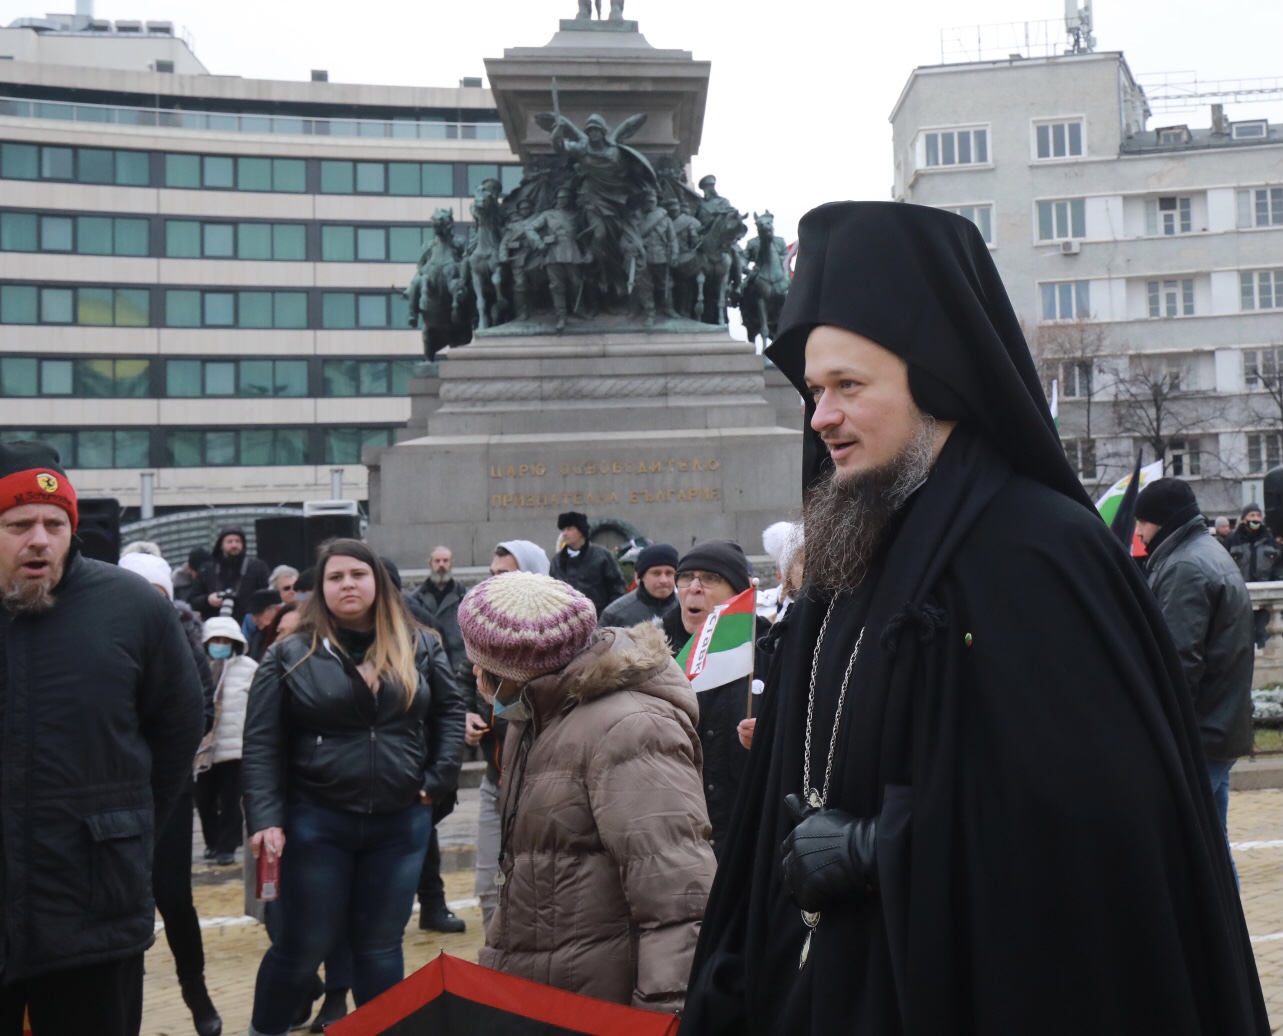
600, 542, 679, 628
1226, 503, 1282, 647
0, 440, 204, 1035
549, 512, 626, 616
1136, 479, 1254, 854
191, 525, 271, 622
407, 546, 465, 671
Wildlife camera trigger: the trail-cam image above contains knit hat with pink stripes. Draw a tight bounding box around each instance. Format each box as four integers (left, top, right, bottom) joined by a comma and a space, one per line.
457, 571, 598, 684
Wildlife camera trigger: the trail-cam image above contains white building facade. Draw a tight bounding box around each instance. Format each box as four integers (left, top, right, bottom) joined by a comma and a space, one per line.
891, 50, 1283, 513
0, 15, 519, 514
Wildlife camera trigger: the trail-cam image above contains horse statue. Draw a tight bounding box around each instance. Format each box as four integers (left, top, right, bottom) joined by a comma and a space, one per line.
462, 179, 507, 330
693, 207, 746, 327
404, 208, 470, 359
740, 211, 791, 347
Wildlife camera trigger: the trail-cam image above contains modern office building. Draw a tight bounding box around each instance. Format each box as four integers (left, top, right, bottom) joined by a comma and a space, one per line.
891, 43, 1283, 512
0, 12, 520, 514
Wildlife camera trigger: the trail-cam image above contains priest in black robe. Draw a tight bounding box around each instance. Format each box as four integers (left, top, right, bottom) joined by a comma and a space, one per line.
681, 202, 1268, 1035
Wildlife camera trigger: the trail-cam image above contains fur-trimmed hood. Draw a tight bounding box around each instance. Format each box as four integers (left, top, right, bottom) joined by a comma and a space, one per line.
524, 621, 697, 726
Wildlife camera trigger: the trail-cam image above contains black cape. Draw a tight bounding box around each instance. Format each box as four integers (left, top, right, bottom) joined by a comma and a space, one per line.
681, 203, 1267, 1034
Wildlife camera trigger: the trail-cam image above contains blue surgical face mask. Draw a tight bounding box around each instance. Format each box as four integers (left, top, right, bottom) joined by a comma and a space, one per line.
208, 643, 234, 660
492, 689, 532, 724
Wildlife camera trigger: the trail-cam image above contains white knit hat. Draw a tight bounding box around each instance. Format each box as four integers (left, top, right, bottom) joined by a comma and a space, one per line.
119, 552, 174, 600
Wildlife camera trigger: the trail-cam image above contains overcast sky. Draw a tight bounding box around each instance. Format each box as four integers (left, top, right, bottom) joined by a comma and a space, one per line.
4, 0, 1282, 243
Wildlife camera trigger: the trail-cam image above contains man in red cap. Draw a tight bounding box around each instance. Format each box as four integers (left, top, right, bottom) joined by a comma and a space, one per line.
0, 439, 204, 1035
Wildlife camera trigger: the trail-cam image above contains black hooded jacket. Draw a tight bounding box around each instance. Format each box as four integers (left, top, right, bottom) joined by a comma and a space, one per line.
682, 203, 1267, 1035
190, 525, 270, 622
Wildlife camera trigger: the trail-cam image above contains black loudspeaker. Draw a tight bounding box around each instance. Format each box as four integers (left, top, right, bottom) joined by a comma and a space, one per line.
1264, 465, 1283, 537
77, 497, 121, 564
303, 514, 361, 567
255, 516, 306, 571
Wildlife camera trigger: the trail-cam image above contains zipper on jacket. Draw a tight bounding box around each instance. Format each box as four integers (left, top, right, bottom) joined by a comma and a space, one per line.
368, 728, 377, 814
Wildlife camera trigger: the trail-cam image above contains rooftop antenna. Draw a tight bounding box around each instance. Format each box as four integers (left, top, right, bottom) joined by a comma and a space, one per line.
1064, 0, 1095, 53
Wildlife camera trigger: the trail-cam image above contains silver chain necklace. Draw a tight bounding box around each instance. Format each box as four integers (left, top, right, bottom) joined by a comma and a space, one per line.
798, 596, 865, 969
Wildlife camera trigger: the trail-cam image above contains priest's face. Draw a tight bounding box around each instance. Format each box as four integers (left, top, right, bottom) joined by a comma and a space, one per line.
805, 326, 927, 479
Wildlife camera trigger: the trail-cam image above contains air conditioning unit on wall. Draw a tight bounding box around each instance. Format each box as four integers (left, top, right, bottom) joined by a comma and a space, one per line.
1060, 240, 1081, 255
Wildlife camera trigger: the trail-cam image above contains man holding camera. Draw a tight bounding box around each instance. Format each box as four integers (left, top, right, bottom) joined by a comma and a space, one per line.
191, 527, 270, 623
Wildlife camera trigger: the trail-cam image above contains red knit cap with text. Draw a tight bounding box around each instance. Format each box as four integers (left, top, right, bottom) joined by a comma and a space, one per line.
458, 571, 598, 684
0, 439, 78, 529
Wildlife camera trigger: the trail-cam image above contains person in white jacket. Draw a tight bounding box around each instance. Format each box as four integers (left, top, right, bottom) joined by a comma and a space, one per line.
195, 615, 257, 866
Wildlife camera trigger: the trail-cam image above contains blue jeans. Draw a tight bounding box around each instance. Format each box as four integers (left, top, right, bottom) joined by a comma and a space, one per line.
1206, 758, 1238, 888
250, 801, 432, 1036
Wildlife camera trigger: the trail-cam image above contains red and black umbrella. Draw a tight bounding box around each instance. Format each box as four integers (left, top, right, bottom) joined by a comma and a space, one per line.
327, 953, 680, 1036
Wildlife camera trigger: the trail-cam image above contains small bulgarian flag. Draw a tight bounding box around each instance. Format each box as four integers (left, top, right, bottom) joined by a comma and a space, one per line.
675, 586, 756, 692
1095, 458, 1164, 524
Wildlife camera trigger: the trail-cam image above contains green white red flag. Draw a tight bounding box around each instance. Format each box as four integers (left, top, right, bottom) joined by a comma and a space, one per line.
1095, 459, 1164, 525
674, 586, 756, 692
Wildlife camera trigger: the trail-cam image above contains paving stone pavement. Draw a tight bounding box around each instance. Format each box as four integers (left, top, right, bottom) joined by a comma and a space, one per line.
143, 788, 1283, 1034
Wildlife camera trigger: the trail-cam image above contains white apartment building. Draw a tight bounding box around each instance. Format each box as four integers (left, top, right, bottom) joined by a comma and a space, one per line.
0, 13, 519, 515
891, 48, 1283, 513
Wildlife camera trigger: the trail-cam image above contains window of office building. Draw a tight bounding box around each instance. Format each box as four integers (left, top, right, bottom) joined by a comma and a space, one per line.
939, 204, 993, 243
1034, 119, 1084, 160
4, 357, 152, 398
1167, 438, 1201, 477
1062, 438, 1097, 480
324, 426, 396, 464
1240, 270, 1283, 311
165, 427, 308, 467
1237, 187, 1283, 229
0, 143, 149, 186
1244, 347, 1283, 390
1037, 198, 1086, 241
321, 225, 425, 262
164, 289, 308, 328
319, 292, 409, 328
163, 153, 306, 192
1059, 360, 1093, 399
1040, 280, 1090, 321
922, 127, 989, 168
1146, 196, 1193, 235
1147, 279, 1194, 318
0, 427, 149, 468
0, 284, 147, 326
165, 220, 306, 260
1248, 431, 1283, 474
0, 212, 149, 256
321, 359, 415, 396
164, 358, 308, 398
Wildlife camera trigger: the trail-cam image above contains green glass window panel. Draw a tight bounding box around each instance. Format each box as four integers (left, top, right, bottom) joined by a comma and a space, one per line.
388, 226, 422, 263
276, 429, 307, 464
203, 223, 235, 258
114, 359, 151, 397
77, 148, 114, 184
237, 156, 272, 191
166, 359, 201, 396
205, 362, 236, 396
467, 164, 499, 194
1, 285, 38, 324
42, 147, 73, 180
41, 288, 74, 324
389, 293, 410, 328
0, 357, 38, 396
166, 290, 201, 327
324, 428, 360, 464
77, 287, 114, 326
321, 293, 356, 329
237, 292, 273, 329
237, 222, 272, 260
166, 221, 201, 258
240, 428, 273, 464
1, 212, 37, 251
355, 162, 385, 194
391, 360, 413, 394
275, 360, 308, 396
74, 106, 112, 124
114, 429, 150, 467
320, 161, 354, 194
321, 225, 355, 262
359, 361, 389, 394
421, 163, 452, 196
115, 150, 149, 186
77, 429, 114, 468
40, 216, 73, 252
40, 430, 75, 465
165, 153, 201, 188
357, 295, 387, 327
114, 289, 149, 327
204, 293, 235, 327
323, 360, 358, 396
240, 359, 274, 396
79, 359, 115, 396
207, 430, 237, 465
500, 166, 523, 193
362, 428, 393, 451
274, 293, 307, 329
41, 359, 73, 394
35, 102, 72, 121
167, 429, 204, 466
273, 224, 306, 261
203, 155, 235, 189
113, 218, 148, 256
356, 227, 387, 261
77, 216, 114, 255
272, 158, 306, 193
1, 143, 39, 179
388, 162, 420, 196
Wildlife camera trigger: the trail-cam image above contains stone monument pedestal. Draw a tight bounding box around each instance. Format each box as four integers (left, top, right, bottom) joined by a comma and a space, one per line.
365, 331, 801, 567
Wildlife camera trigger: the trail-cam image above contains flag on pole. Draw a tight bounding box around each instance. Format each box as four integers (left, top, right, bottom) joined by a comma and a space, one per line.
1095, 458, 1164, 526
1050, 378, 1059, 430
675, 586, 756, 692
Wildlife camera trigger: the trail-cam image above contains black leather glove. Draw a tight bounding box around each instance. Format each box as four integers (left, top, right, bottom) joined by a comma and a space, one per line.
780, 794, 878, 913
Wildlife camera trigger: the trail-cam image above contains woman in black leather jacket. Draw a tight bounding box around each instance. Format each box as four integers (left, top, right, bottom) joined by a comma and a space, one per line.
242, 539, 466, 1036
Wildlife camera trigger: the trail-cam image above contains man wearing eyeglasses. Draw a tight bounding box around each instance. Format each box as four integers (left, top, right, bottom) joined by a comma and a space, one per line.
663, 540, 769, 856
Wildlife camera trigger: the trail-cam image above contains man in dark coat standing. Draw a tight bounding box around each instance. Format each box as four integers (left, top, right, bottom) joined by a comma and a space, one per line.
191, 525, 271, 622
600, 542, 679, 627
1136, 478, 1255, 850
549, 511, 627, 616
0, 440, 204, 1035
1226, 503, 1281, 647
408, 546, 466, 671
681, 203, 1268, 1035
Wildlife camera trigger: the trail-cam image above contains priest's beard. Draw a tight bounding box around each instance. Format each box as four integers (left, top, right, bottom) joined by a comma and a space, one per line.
803, 413, 938, 596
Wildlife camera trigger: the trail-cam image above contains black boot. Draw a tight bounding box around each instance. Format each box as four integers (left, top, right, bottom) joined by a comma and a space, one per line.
419, 904, 466, 933
290, 973, 324, 1031
180, 978, 223, 1036
310, 989, 349, 1032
